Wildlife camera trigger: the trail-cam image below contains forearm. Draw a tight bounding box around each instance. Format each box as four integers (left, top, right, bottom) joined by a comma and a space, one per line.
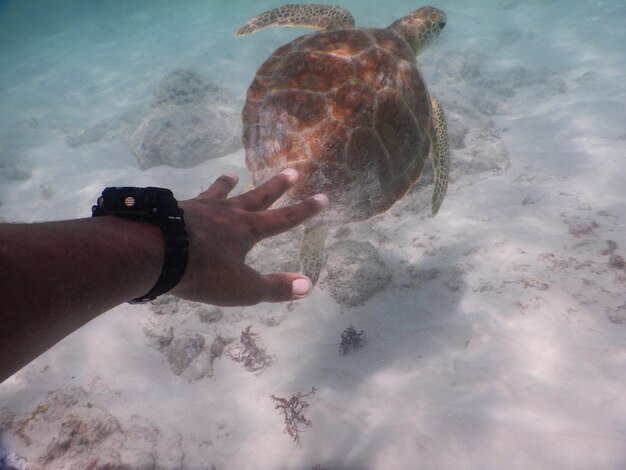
0, 171, 326, 382
0, 217, 164, 382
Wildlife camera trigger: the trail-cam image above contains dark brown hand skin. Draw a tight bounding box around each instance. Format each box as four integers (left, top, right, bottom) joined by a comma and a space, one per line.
172, 169, 328, 305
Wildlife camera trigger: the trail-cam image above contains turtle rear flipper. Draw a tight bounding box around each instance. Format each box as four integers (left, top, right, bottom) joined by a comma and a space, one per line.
429, 95, 450, 216
235, 4, 355, 36
299, 223, 328, 285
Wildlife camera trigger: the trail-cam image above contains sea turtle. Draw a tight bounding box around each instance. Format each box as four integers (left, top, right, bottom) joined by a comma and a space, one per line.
236, 4, 450, 284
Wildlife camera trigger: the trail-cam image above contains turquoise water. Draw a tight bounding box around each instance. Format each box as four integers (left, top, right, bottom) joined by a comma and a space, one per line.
0, 0, 624, 137
0, 0, 623, 198
1, 1, 626, 468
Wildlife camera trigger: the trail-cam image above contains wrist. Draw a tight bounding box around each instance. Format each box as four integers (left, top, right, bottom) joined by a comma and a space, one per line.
166, 200, 197, 298
92, 187, 188, 302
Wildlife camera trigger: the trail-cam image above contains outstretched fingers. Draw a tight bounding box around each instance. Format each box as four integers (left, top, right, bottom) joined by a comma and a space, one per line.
177, 169, 329, 306
199, 173, 240, 200
246, 193, 328, 241
231, 168, 299, 211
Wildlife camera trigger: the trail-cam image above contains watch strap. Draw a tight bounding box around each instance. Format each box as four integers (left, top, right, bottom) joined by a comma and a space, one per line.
131, 205, 188, 303
92, 187, 189, 303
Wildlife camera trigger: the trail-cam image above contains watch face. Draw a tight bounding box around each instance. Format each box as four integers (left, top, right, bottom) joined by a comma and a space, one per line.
124, 196, 136, 208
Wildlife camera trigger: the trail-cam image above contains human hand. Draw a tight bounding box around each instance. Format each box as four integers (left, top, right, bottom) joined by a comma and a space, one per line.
170, 169, 328, 306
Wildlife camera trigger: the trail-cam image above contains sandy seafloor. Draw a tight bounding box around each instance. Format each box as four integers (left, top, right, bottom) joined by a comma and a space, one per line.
1, 0, 626, 468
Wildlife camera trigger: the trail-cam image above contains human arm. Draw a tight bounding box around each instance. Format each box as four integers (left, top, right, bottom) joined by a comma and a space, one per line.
0, 169, 327, 382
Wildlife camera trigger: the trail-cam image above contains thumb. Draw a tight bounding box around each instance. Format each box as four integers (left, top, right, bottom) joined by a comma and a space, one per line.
238, 268, 313, 304
264, 273, 313, 303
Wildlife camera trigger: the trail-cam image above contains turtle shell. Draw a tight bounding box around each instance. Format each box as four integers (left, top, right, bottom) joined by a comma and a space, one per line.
242, 27, 433, 223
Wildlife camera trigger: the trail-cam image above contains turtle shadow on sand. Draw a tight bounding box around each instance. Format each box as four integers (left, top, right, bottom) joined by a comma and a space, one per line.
264, 233, 476, 468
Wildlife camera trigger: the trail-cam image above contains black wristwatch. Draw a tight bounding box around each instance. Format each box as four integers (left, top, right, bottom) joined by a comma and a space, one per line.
92, 187, 189, 303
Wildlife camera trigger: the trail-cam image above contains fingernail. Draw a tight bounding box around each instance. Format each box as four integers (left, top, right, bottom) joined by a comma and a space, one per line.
280, 168, 298, 182
292, 278, 311, 297
312, 193, 329, 206
224, 172, 239, 182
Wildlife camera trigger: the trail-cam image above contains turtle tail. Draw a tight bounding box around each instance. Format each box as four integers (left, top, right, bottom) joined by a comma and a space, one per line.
235, 4, 355, 36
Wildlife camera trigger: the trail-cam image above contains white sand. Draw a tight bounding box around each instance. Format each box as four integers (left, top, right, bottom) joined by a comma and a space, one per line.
1, 0, 625, 468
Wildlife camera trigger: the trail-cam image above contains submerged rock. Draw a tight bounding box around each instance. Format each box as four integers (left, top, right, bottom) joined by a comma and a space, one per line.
321, 240, 391, 306
153, 68, 220, 106
3, 388, 184, 469
130, 69, 242, 169
166, 333, 206, 376
498, 27, 523, 45
65, 68, 242, 169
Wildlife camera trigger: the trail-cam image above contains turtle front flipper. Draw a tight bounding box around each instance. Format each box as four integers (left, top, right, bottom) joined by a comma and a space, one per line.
429, 95, 450, 216
299, 223, 328, 285
235, 4, 355, 37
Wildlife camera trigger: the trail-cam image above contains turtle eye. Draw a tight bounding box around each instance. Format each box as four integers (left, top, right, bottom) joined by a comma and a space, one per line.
438, 21, 446, 29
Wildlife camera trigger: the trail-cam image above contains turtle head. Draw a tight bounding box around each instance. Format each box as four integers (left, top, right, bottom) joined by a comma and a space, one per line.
387, 6, 446, 55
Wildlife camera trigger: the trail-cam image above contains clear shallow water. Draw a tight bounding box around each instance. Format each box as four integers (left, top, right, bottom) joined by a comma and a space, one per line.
1, 0, 624, 141
1, 1, 626, 468
0, 0, 619, 220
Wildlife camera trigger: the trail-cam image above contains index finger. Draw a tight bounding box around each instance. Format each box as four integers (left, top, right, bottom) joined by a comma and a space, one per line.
230, 169, 298, 211
197, 173, 239, 200
246, 193, 329, 240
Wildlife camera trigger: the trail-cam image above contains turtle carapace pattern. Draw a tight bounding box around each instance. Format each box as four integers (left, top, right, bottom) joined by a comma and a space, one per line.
237, 4, 450, 284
